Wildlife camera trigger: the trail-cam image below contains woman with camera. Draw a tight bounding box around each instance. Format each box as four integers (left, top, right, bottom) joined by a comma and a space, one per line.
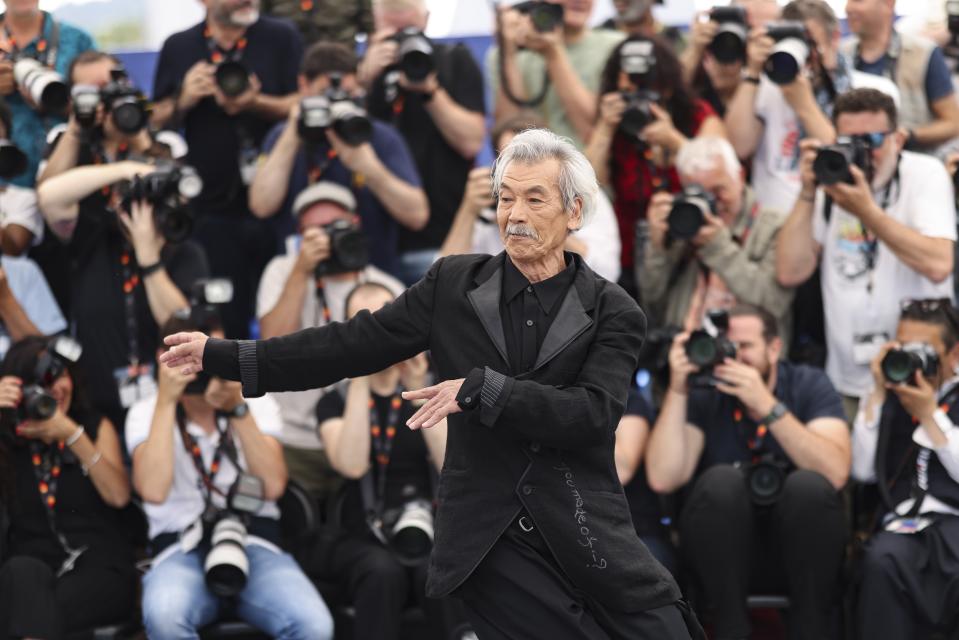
584, 35, 725, 298
0, 335, 136, 638
314, 282, 463, 640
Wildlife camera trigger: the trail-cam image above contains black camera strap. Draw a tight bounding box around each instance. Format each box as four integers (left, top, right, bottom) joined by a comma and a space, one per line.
175, 404, 240, 512
359, 386, 404, 526
2, 11, 61, 67
853, 31, 900, 83
118, 245, 143, 375
28, 439, 87, 575
204, 26, 247, 66
494, 7, 550, 108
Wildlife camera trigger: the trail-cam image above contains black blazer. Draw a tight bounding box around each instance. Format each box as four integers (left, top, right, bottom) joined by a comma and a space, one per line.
207, 252, 681, 612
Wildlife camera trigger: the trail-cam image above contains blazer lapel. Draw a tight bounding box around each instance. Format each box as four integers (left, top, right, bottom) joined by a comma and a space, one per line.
531, 285, 593, 372
467, 257, 510, 366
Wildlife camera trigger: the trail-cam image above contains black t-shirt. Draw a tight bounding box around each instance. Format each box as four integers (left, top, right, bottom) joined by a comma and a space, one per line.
621, 387, 666, 535
367, 42, 486, 252
316, 386, 432, 533
686, 361, 845, 475
152, 17, 303, 217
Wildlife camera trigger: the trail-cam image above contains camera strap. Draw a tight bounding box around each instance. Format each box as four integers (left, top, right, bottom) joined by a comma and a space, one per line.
733, 406, 770, 461
119, 245, 142, 372
494, 8, 550, 108
203, 26, 247, 66
1, 12, 60, 67
313, 279, 332, 326
175, 404, 239, 509
358, 387, 405, 528
28, 439, 88, 575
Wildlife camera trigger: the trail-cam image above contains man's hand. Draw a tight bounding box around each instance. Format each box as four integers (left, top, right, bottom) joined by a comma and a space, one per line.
398, 71, 440, 96
688, 14, 718, 54
869, 341, 897, 407
746, 26, 773, 76
691, 210, 726, 249
667, 332, 698, 395
205, 377, 245, 413
779, 71, 815, 111
358, 29, 399, 86
822, 164, 877, 220
460, 167, 495, 217
521, 15, 563, 57
647, 191, 675, 250
402, 378, 465, 430
714, 358, 778, 419
640, 103, 686, 152
497, 8, 526, 56
597, 92, 626, 132
326, 130, 380, 175
160, 332, 210, 375
157, 352, 195, 404
119, 199, 163, 267
889, 370, 938, 423
295, 227, 331, 275
797, 138, 821, 199
214, 73, 262, 116
177, 61, 217, 113
0, 60, 14, 96
0, 266, 12, 304
0, 376, 21, 410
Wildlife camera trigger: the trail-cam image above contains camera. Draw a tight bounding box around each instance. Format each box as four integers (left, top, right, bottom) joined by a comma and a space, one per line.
204, 473, 266, 597
214, 61, 250, 98
13, 57, 69, 113
72, 70, 149, 135
636, 325, 681, 387
620, 39, 655, 84
298, 75, 373, 147
740, 455, 790, 506
686, 310, 737, 387
391, 27, 435, 82
514, 1, 564, 33
118, 165, 203, 244
389, 498, 435, 566
0, 139, 27, 179
708, 6, 748, 64
618, 90, 659, 139
314, 219, 370, 278
813, 135, 874, 186
179, 279, 233, 396
668, 185, 715, 241
14, 336, 83, 425
881, 342, 940, 385
763, 21, 809, 85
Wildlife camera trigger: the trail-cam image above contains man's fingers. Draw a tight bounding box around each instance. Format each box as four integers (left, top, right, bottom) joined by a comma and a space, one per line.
421, 402, 456, 429
164, 332, 197, 347
402, 385, 439, 400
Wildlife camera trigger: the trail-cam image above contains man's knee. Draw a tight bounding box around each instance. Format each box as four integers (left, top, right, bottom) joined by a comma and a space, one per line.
273, 606, 334, 640
142, 585, 200, 638
778, 469, 842, 520
350, 545, 408, 592
685, 464, 750, 513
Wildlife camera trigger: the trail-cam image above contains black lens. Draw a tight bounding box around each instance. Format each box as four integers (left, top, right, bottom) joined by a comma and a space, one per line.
40, 81, 69, 113
400, 50, 434, 83
668, 202, 706, 240
184, 370, 211, 395
686, 331, 719, 367
156, 205, 194, 244
215, 62, 249, 98
813, 147, 853, 185
764, 51, 800, 84
709, 30, 747, 64
111, 100, 147, 134
619, 106, 652, 139
881, 349, 918, 384
529, 4, 563, 32
23, 387, 57, 421
748, 462, 785, 506
332, 229, 370, 271
334, 115, 373, 147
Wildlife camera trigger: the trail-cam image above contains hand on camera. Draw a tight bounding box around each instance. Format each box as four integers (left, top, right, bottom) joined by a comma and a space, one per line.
178, 61, 217, 113
119, 198, 163, 267
667, 332, 697, 395
797, 138, 821, 197
460, 167, 495, 217
497, 8, 526, 56
326, 129, 379, 175
0, 376, 21, 409
160, 331, 209, 376
779, 71, 814, 109
359, 30, 399, 86
295, 227, 331, 275
402, 378, 464, 430
869, 341, 897, 406
713, 358, 778, 419
204, 377, 244, 413
17, 406, 76, 445
521, 18, 563, 57
646, 191, 674, 250
822, 164, 876, 220
746, 26, 773, 76
398, 71, 440, 96
689, 13, 718, 54
597, 92, 626, 131
889, 369, 937, 423
0, 60, 14, 96
640, 103, 686, 152
215, 73, 261, 116
158, 351, 196, 404
690, 210, 726, 248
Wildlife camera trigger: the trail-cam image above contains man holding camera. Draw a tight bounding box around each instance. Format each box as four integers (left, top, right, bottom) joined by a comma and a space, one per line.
0, 0, 94, 188
777, 88, 955, 419
638, 136, 794, 341
359, 0, 485, 284
488, 0, 624, 150
646, 303, 850, 640
127, 312, 333, 639
843, 0, 959, 156
250, 42, 427, 278
150, 0, 303, 339
255, 181, 403, 499
851, 299, 959, 638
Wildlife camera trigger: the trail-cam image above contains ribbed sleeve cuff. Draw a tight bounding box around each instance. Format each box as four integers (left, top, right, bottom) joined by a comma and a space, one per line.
237, 340, 261, 398
202, 338, 240, 380
478, 366, 513, 428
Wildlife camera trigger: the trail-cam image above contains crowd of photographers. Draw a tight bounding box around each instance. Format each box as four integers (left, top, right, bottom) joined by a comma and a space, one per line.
0, 0, 956, 637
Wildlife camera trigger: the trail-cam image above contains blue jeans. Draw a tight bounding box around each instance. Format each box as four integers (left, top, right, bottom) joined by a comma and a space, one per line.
142, 544, 333, 640
397, 249, 438, 287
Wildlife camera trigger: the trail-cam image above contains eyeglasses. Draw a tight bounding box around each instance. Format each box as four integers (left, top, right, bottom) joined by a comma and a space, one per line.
857, 130, 895, 149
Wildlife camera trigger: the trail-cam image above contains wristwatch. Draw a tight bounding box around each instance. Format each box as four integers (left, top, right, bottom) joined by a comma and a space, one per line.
761, 401, 788, 426
226, 402, 250, 419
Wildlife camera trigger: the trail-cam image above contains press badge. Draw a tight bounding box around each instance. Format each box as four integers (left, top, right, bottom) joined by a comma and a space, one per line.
852, 332, 889, 366
114, 363, 158, 408
884, 516, 934, 535
239, 147, 260, 186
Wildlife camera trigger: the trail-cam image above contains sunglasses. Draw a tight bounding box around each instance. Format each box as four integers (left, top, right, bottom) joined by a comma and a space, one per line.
855, 130, 895, 149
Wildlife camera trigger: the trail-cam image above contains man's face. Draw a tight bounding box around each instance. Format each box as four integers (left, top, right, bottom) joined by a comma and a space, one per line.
836, 110, 903, 188
682, 161, 743, 223
895, 319, 959, 386
612, 0, 652, 24
557, 0, 594, 32
347, 287, 394, 319
206, 0, 261, 27
373, 4, 428, 33
300, 73, 360, 97
71, 59, 116, 89
298, 201, 356, 234
845, 0, 890, 37
496, 158, 581, 265
727, 315, 780, 381
733, 0, 780, 28
805, 19, 838, 72
5, 0, 39, 18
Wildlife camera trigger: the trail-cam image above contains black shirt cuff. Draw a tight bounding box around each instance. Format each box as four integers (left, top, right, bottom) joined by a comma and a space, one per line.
456, 368, 485, 411
202, 338, 240, 380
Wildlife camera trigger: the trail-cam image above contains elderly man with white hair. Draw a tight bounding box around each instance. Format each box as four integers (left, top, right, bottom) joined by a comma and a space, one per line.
639, 135, 795, 343
160, 129, 701, 639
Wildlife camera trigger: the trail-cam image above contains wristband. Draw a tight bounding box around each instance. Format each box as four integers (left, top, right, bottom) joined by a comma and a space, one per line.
82, 451, 102, 476
65, 425, 85, 447
761, 401, 788, 426
743, 75, 761, 85
226, 402, 250, 419
140, 261, 163, 277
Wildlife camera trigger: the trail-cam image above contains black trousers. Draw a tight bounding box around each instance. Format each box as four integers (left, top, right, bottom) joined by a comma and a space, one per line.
0, 554, 136, 639
679, 465, 845, 640
857, 516, 959, 639
456, 514, 697, 640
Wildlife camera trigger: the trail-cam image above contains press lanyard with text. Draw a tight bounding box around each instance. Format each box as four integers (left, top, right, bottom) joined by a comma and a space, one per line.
904, 385, 959, 516
176, 405, 236, 509
370, 388, 404, 508
29, 440, 88, 576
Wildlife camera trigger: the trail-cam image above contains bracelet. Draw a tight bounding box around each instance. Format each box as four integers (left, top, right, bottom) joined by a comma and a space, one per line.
799, 191, 816, 203
65, 425, 85, 447
140, 261, 163, 277
82, 451, 102, 476
743, 75, 761, 85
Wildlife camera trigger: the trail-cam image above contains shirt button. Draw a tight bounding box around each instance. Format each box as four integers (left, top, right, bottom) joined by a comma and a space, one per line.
526, 286, 533, 293
522, 484, 534, 495
529, 442, 541, 453
463, 396, 472, 404
526, 319, 534, 327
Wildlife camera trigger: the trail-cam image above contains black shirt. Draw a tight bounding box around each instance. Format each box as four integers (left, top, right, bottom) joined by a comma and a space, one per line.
621, 388, 666, 535
152, 17, 303, 217
367, 43, 486, 252
686, 361, 845, 475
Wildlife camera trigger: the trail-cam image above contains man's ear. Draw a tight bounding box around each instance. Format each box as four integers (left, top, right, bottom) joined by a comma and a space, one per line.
892, 126, 908, 151
567, 196, 583, 232
297, 75, 308, 94
767, 336, 784, 363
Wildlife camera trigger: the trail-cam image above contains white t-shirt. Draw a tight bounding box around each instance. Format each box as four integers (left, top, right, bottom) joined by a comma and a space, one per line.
813, 151, 957, 396
125, 394, 283, 541
0, 185, 43, 245
752, 71, 901, 214
470, 190, 622, 283
255, 261, 405, 450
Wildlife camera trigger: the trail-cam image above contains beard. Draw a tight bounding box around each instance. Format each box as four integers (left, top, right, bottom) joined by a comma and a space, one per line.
229, 7, 260, 27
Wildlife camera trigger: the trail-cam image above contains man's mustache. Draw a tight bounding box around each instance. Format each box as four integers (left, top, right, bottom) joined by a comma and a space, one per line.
505, 223, 539, 241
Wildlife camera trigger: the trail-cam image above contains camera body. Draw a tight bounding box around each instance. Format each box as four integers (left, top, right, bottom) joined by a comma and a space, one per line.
204, 473, 266, 597
618, 89, 659, 139
668, 185, 716, 241
813, 135, 874, 186
13, 56, 69, 113
180, 278, 234, 396
620, 39, 655, 85
763, 21, 809, 85
214, 60, 250, 98
12, 336, 83, 426
73, 69, 149, 135
686, 310, 737, 388
118, 165, 203, 244
390, 28, 435, 82
881, 342, 940, 385
513, 0, 564, 33
708, 6, 748, 64
314, 219, 370, 278
298, 76, 373, 147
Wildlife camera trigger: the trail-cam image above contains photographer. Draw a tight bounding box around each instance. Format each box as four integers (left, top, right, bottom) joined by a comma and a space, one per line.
127, 312, 333, 639
0, 336, 135, 638
314, 282, 459, 640
725, 0, 898, 214
249, 42, 427, 277
150, 0, 303, 338
777, 88, 956, 418
638, 136, 793, 342
488, 0, 625, 149
852, 299, 959, 638
585, 35, 724, 294
36, 159, 209, 434
360, 0, 485, 284
256, 181, 403, 499
0, 0, 94, 188
645, 304, 850, 640
844, 0, 959, 155
0, 98, 43, 254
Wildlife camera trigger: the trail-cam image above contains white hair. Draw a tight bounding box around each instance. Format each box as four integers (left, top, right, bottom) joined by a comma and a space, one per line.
675, 136, 742, 183
491, 128, 598, 229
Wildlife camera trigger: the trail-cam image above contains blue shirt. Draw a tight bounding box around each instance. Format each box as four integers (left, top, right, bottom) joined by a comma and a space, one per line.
4, 12, 95, 188
0, 254, 66, 359
259, 119, 423, 276
856, 43, 954, 104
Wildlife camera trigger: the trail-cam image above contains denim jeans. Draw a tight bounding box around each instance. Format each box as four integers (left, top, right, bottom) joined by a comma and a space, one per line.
397, 249, 439, 287
142, 544, 334, 640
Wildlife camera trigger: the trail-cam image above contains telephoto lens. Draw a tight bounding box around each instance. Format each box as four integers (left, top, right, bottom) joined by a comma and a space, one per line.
14, 58, 69, 112
881, 343, 940, 385
393, 28, 435, 83
667, 185, 715, 241
215, 61, 250, 98
708, 6, 748, 64
204, 514, 250, 597
390, 498, 435, 567
763, 21, 809, 85
0, 140, 28, 179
